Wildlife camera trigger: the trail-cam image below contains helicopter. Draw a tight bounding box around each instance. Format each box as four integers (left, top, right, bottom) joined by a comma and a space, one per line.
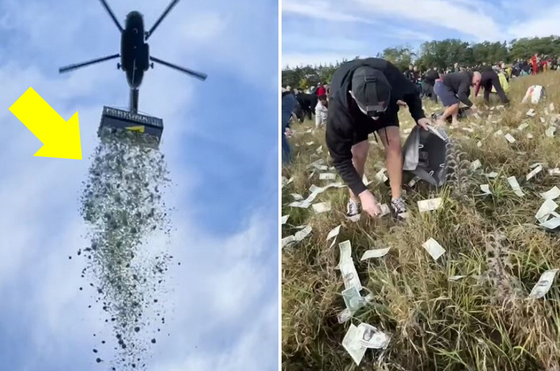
58, 0, 207, 114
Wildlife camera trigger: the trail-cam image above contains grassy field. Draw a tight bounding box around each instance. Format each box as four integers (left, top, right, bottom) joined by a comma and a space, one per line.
281, 73, 560, 371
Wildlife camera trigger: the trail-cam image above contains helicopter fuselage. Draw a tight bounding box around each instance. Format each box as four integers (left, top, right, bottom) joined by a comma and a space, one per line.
121, 11, 149, 89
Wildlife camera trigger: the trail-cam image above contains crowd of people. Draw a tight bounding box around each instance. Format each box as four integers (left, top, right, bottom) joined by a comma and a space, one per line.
281, 55, 555, 219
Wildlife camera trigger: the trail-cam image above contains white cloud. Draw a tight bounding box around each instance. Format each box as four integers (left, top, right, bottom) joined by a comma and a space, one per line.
283, 0, 377, 24
506, 4, 560, 39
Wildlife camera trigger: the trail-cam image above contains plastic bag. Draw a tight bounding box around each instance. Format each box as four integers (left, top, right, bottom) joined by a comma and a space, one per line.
402, 125, 449, 186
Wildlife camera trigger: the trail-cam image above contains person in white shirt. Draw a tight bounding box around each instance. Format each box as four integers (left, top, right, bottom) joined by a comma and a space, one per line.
315, 94, 328, 127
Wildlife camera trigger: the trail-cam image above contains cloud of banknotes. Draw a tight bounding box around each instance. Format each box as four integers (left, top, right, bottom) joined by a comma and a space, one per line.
77, 128, 174, 370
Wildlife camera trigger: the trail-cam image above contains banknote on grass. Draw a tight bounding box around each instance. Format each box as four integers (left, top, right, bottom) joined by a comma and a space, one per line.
507, 176, 525, 197
541, 186, 560, 200
526, 165, 543, 180
361, 247, 391, 260
312, 201, 331, 213
529, 269, 559, 299
423, 238, 446, 261
357, 323, 390, 349
342, 324, 367, 366
338, 240, 362, 290
342, 286, 366, 312
418, 198, 442, 212
535, 199, 558, 223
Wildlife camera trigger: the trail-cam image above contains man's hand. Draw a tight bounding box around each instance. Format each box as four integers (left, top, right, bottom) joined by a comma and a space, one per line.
358, 190, 381, 217
396, 99, 408, 108
417, 118, 430, 130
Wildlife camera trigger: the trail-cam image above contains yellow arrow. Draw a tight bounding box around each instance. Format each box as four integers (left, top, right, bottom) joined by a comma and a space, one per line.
9, 87, 82, 160
126, 125, 145, 133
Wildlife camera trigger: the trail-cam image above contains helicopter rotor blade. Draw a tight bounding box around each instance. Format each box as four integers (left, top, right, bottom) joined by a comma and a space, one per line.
59, 54, 121, 74
98, 0, 124, 32
149, 56, 207, 81
145, 0, 181, 40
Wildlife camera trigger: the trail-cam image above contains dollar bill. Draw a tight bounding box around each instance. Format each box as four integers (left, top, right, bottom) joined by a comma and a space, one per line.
361, 247, 391, 260
294, 225, 312, 242
281, 215, 289, 225
546, 126, 556, 137
319, 173, 336, 180
550, 168, 560, 176
342, 286, 366, 312
326, 225, 341, 241
517, 122, 529, 131
541, 217, 560, 230
541, 186, 560, 200
507, 176, 525, 197
339, 240, 352, 264
312, 201, 331, 213
418, 198, 442, 212
448, 275, 466, 281
480, 184, 491, 195
504, 133, 516, 143
375, 168, 388, 182
340, 261, 362, 291
422, 238, 446, 261
357, 323, 390, 349
529, 269, 559, 299
526, 165, 543, 180
527, 133, 534, 139
471, 159, 481, 170
526, 109, 536, 117
291, 193, 303, 200
535, 199, 558, 222
342, 324, 367, 366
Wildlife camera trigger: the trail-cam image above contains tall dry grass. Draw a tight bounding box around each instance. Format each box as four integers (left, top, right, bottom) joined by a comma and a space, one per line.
282, 73, 560, 371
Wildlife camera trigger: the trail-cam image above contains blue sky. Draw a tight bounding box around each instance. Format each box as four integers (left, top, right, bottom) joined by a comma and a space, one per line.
282, 0, 560, 67
0, 0, 278, 370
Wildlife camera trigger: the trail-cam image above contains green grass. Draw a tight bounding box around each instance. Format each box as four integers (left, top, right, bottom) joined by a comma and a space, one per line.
282, 73, 560, 371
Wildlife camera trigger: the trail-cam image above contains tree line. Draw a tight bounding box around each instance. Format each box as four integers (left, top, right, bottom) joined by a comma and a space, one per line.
282, 36, 560, 89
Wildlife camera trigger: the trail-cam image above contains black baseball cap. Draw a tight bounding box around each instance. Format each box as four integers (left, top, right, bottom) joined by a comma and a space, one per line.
351, 66, 391, 117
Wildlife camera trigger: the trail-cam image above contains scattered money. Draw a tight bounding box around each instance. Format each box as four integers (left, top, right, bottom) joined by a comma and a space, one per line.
529, 269, 559, 299
281, 215, 289, 224
477, 141, 482, 148
541, 217, 560, 230
361, 247, 391, 260
504, 133, 516, 143
527, 133, 534, 139
507, 176, 525, 196
535, 199, 558, 222
339, 241, 362, 290
291, 193, 303, 201
375, 169, 388, 183
494, 129, 503, 136
342, 324, 367, 366
448, 275, 466, 281
357, 323, 390, 349
342, 286, 366, 312
327, 225, 341, 242
541, 186, 560, 200
471, 159, 482, 171
423, 238, 446, 261
518, 122, 529, 131
362, 174, 372, 186
526, 109, 536, 117
379, 203, 391, 217
485, 172, 498, 178
546, 126, 556, 137
312, 201, 331, 213
418, 198, 443, 212
526, 165, 543, 180
480, 184, 491, 195
319, 173, 336, 180
549, 168, 560, 176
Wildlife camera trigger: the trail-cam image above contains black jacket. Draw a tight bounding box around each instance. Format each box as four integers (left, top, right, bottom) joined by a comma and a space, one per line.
423, 70, 439, 85
326, 58, 426, 196
442, 71, 473, 106
479, 69, 509, 104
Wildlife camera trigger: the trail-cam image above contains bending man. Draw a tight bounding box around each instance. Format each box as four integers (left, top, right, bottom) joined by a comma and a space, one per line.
434, 70, 481, 126
474, 66, 509, 105
326, 58, 430, 219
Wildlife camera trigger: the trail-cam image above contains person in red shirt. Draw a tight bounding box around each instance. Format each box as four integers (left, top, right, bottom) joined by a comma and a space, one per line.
316, 82, 326, 96
532, 54, 538, 75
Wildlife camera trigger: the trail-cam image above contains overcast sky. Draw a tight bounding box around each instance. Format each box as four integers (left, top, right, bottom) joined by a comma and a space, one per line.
282, 0, 560, 67
0, 0, 278, 370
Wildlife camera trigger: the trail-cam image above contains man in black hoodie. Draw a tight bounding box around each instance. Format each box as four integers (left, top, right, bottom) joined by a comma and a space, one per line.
474, 66, 509, 105
433, 70, 481, 126
326, 58, 430, 220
